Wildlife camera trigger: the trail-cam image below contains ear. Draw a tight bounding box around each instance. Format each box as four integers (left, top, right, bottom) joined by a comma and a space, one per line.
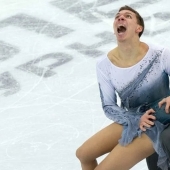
135, 25, 143, 34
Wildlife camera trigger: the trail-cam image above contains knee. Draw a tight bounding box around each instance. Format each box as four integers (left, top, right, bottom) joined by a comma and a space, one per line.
75, 145, 90, 163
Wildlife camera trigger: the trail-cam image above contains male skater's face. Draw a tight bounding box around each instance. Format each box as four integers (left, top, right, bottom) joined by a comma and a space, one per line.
113, 10, 142, 41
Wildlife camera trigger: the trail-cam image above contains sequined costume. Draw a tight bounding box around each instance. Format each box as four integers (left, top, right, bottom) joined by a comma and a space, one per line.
96, 44, 170, 170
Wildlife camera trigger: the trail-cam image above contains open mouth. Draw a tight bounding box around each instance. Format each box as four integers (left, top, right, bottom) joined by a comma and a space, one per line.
117, 25, 126, 34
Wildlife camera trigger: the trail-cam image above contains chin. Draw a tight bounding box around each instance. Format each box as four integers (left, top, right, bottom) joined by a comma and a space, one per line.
117, 37, 126, 42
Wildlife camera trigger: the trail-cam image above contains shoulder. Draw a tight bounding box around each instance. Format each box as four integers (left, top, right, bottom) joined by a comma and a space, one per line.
145, 43, 169, 59
148, 43, 166, 53
96, 48, 117, 66
96, 55, 109, 67
148, 44, 170, 66
96, 55, 112, 77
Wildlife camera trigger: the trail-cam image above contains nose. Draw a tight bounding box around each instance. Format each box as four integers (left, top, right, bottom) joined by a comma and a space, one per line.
118, 15, 125, 21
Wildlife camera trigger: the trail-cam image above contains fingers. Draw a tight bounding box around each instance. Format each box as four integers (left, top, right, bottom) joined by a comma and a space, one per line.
140, 122, 154, 131
165, 104, 170, 113
158, 98, 166, 108
158, 97, 170, 113
140, 119, 155, 131
147, 114, 156, 121
146, 108, 155, 115
146, 109, 156, 120
140, 96, 170, 131
139, 109, 156, 131
140, 124, 146, 131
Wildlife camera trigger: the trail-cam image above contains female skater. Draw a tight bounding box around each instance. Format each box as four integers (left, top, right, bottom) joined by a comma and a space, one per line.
76, 5, 170, 170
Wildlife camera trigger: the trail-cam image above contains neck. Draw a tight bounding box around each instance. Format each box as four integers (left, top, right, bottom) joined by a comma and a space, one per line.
117, 38, 141, 61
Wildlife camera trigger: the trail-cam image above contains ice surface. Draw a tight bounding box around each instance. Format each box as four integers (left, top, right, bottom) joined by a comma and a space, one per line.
0, 0, 170, 169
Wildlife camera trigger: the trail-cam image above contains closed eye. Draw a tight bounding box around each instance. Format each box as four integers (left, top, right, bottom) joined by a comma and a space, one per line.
115, 14, 132, 19
115, 15, 119, 19
125, 14, 132, 19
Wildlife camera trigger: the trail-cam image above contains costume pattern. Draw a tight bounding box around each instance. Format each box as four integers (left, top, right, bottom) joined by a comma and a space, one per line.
96, 44, 170, 170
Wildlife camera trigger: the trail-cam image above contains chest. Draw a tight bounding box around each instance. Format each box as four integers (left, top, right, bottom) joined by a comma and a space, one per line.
109, 57, 164, 93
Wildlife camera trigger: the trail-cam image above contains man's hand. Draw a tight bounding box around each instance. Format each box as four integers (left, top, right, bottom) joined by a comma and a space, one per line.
139, 108, 156, 131
158, 96, 170, 113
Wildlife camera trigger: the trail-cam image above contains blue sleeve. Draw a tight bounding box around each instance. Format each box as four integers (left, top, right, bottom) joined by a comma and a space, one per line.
96, 59, 131, 122
96, 59, 142, 145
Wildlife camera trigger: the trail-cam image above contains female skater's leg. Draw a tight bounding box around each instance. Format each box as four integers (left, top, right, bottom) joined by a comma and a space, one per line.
94, 133, 155, 170
76, 123, 123, 170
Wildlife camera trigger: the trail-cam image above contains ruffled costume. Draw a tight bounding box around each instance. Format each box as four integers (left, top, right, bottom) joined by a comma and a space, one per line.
96, 44, 170, 170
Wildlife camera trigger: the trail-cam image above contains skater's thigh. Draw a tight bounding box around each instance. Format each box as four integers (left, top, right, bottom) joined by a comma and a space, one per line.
77, 122, 123, 161
95, 133, 155, 170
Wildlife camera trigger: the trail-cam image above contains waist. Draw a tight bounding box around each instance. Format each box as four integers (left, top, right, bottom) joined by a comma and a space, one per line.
128, 103, 151, 114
